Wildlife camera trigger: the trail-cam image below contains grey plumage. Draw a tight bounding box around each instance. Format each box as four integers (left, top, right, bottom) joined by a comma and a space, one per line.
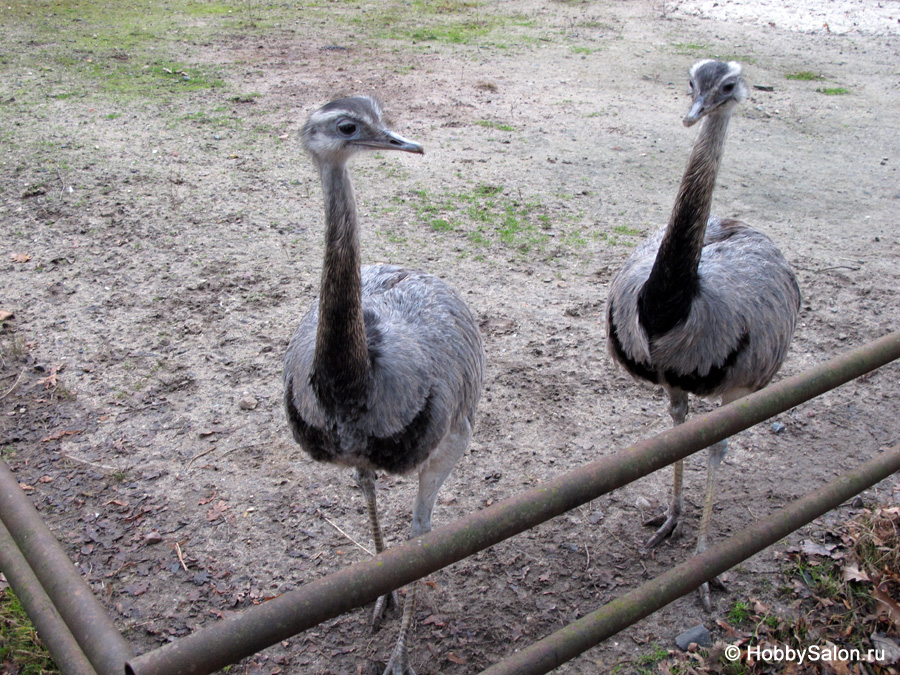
284, 96, 484, 675
606, 61, 800, 610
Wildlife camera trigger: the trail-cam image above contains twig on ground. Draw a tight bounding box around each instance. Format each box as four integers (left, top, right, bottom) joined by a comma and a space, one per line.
58, 453, 116, 472
0, 367, 26, 400
318, 510, 374, 556
175, 542, 189, 572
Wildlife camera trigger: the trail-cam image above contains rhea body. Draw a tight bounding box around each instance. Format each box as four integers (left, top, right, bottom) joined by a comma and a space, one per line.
284, 96, 484, 674
606, 60, 800, 609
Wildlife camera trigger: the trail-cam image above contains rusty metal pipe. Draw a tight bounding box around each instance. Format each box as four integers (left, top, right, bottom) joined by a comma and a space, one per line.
0, 518, 98, 675
0, 460, 133, 675
126, 332, 900, 675
480, 442, 900, 675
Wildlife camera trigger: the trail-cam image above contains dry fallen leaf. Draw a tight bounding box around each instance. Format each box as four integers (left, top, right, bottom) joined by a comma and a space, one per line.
206, 500, 229, 522
40, 428, 83, 443
446, 652, 467, 665
0, 310, 13, 321
872, 577, 900, 626
10, 253, 31, 263
37, 363, 64, 390
843, 563, 870, 583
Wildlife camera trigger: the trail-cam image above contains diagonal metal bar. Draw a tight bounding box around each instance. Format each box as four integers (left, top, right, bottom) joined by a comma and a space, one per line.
0, 460, 134, 675
0, 518, 98, 675
480, 442, 900, 675
125, 331, 900, 675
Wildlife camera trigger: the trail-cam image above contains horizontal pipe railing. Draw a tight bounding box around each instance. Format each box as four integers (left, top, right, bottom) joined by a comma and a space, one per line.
0, 518, 98, 675
126, 331, 900, 675
481, 442, 900, 675
0, 460, 134, 675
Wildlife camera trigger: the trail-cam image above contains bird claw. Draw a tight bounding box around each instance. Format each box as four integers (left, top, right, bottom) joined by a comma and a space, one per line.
382, 645, 416, 675
698, 576, 727, 612
643, 512, 683, 550
371, 591, 400, 631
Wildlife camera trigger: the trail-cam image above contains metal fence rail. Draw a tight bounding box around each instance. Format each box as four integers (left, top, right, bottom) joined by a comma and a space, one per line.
0, 331, 897, 675
124, 331, 900, 675
0, 460, 133, 675
0, 518, 97, 675
480, 442, 900, 675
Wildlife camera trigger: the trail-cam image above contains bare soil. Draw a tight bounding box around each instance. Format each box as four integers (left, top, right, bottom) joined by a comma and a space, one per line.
1, 1, 899, 673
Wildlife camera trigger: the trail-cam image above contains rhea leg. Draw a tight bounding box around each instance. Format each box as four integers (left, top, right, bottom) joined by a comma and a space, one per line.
645, 389, 689, 549
382, 419, 472, 675
695, 388, 748, 610
695, 438, 727, 611
355, 467, 398, 626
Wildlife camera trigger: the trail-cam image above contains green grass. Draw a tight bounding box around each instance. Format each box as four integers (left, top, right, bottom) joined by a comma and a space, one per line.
346, 0, 533, 48
633, 643, 668, 674
726, 599, 751, 624
0, 588, 58, 674
785, 70, 825, 81
816, 87, 849, 96
409, 184, 552, 254
673, 42, 707, 52
1, 1, 232, 105
476, 120, 516, 132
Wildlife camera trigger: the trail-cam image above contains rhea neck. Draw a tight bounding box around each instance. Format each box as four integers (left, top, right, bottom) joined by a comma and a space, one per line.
311, 156, 371, 408
638, 106, 734, 338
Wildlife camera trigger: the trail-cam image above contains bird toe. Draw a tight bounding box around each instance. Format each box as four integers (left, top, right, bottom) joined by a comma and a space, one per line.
371, 591, 400, 630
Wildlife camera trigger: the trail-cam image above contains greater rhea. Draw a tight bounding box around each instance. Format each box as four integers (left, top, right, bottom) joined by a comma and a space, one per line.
606, 60, 800, 610
284, 96, 485, 674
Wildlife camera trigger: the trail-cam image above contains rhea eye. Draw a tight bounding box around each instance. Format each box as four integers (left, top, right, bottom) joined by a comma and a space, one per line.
689, 80, 694, 91
337, 121, 357, 136
722, 82, 735, 94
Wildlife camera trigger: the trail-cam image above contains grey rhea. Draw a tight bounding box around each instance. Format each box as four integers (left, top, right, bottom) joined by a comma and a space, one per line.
605, 60, 800, 610
283, 96, 485, 674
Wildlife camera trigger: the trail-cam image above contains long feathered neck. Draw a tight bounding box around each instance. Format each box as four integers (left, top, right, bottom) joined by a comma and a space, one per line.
638, 109, 733, 338
311, 160, 370, 408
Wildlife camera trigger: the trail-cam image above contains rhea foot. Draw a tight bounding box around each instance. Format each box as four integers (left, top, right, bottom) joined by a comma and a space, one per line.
371, 591, 400, 630
643, 501, 683, 550
382, 644, 416, 675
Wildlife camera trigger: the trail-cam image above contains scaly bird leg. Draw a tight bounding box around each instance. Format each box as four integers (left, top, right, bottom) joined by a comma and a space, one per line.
645, 389, 689, 549
355, 467, 398, 627
645, 459, 684, 548
696, 439, 728, 611
382, 419, 471, 675
382, 583, 418, 675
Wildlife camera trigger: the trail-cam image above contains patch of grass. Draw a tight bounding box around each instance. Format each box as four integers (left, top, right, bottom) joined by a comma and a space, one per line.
409, 184, 553, 254
0, 588, 59, 674
346, 1, 534, 48
612, 224, 641, 236
816, 87, 849, 96
673, 42, 708, 54
2, 1, 227, 104
726, 599, 751, 624
476, 119, 515, 132
633, 643, 669, 674
785, 70, 825, 81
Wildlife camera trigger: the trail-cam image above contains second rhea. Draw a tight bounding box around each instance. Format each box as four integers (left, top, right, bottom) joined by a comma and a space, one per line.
606, 60, 800, 610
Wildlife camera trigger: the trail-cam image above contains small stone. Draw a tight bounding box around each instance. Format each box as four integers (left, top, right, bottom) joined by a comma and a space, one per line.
771, 421, 786, 433
675, 624, 712, 651
144, 531, 163, 545
239, 396, 258, 411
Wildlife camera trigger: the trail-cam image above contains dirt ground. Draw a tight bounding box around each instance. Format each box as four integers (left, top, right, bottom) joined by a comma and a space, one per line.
1, 1, 899, 673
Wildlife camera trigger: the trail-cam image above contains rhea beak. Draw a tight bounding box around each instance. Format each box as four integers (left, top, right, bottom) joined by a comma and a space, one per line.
360, 129, 424, 155
683, 96, 706, 127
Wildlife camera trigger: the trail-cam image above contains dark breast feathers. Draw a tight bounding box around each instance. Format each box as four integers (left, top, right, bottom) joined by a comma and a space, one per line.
284, 264, 481, 475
